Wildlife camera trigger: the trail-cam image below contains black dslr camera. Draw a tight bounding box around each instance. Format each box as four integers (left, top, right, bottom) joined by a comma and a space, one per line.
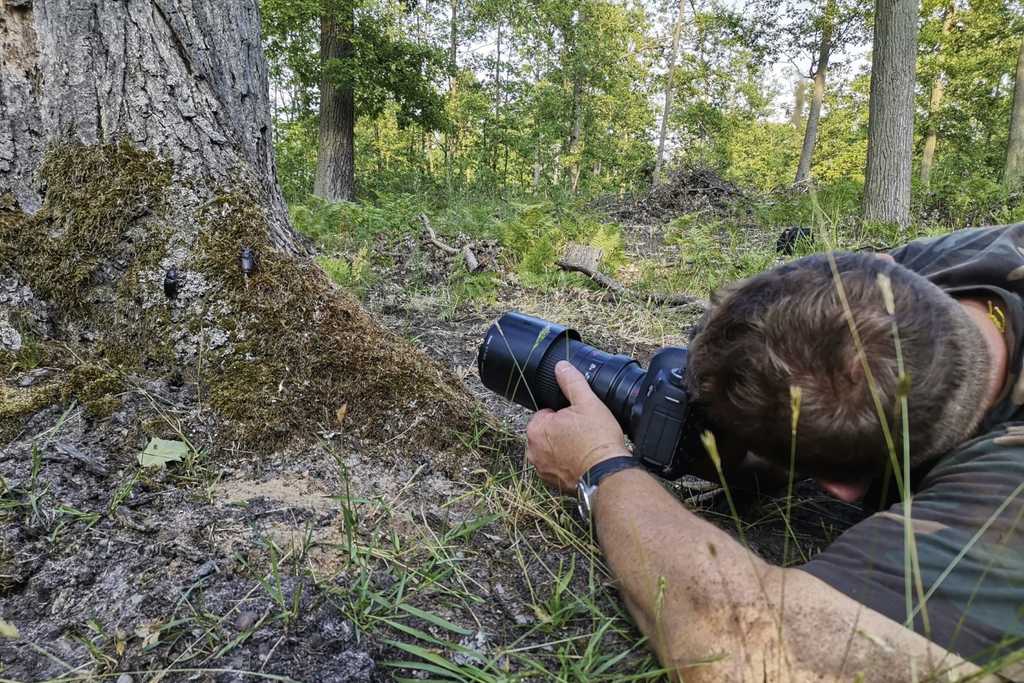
477, 312, 706, 479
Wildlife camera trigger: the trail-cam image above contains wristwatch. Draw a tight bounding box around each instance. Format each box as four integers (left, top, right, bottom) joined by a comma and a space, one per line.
577, 455, 643, 524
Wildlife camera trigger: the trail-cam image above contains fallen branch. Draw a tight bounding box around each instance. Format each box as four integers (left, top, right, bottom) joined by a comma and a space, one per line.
420, 214, 482, 272
556, 257, 708, 310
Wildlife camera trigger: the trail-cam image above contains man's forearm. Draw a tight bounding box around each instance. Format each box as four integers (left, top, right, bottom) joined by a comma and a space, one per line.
592, 469, 987, 682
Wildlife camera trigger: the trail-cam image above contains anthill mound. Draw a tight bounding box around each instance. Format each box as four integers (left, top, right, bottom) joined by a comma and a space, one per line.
0, 142, 491, 465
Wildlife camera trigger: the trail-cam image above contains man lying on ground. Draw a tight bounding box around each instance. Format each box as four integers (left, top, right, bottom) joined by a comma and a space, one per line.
525, 224, 1024, 681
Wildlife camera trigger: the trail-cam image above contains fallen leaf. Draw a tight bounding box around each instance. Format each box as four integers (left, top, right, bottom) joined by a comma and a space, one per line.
138, 438, 188, 467
0, 618, 19, 639
335, 403, 349, 426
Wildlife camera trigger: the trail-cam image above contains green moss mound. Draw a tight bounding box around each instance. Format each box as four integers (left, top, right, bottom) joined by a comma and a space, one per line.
0, 142, 171, 316
1, 143, 486, 460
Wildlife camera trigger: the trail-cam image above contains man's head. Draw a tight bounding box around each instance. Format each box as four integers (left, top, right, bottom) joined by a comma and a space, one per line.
686, 251, 990, 492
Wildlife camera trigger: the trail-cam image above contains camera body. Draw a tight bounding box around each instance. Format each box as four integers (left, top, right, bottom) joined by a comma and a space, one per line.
477, 311, 705, 480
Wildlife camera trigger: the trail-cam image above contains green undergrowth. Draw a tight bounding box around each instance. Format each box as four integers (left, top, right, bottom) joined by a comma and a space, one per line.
499, 202, 626, 288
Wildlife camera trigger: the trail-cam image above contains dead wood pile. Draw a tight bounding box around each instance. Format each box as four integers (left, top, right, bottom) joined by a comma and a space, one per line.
597, 167, 744, 223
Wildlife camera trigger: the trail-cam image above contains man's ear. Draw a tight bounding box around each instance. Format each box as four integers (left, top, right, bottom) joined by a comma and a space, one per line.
816, 477, 872, 503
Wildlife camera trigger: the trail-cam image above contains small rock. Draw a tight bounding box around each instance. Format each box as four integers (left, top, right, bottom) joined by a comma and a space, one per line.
16, 368, 55, 387
117, 674, 134, 683
192, 559, 219, 581
234, 610, 258, 631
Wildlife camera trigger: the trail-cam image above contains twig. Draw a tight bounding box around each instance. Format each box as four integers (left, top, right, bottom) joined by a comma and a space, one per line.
555, 259, 709, 310
419, 213, 483, 272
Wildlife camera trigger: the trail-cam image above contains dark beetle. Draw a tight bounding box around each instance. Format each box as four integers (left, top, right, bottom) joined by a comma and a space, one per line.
775, 226, 813, 255
239, 247, 257, 277
163, 266, 180, 300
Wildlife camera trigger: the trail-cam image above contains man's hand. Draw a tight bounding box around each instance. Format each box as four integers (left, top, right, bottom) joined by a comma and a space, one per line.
525, 361, 629, 493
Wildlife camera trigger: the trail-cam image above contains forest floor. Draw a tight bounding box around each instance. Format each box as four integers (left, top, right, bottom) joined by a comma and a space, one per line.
1, 179, 869, 682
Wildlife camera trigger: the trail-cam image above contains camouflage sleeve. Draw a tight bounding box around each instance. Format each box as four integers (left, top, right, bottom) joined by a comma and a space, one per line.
799, 427, 1024, 668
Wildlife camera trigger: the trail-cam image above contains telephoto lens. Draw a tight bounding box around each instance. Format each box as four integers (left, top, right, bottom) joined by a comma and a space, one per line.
476, 311, 705, 480
476, 312, 645, 431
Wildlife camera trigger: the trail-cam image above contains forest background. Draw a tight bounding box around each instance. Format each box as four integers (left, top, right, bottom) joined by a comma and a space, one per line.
262, 0, 1024, 302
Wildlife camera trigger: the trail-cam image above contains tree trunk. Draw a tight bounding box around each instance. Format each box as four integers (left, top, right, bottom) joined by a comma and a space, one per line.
0, 0, 478, 455
795, 0, 835, 186
313, 9, 356, 202
862, 0, 920, 227
653, 0, 685, 187
0, 0, 297, 251
449, 0, 458, 76
790, 80, 806, 127
1005, 34, 1024, 189
791, 79, 806, 128
566, 78, 584, 194
920, 1, 956, 190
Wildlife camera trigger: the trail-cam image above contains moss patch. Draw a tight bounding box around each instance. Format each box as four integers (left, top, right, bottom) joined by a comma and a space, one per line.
0, 142, 171, 318
61, 364, 123, 418
0, 381, 63, 443
193, 191, 482, 452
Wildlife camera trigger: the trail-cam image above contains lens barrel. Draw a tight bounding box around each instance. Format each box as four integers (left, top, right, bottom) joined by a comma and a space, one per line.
477, 312, 645, 431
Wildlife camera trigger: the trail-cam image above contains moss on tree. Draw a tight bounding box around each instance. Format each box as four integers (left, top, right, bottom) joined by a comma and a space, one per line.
1, 143, 489, 461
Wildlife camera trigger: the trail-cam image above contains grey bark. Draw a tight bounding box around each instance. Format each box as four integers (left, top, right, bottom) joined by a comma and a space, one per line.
795, 0, 836, 186
1005, 34, 1024, 189
0, 0, 301, 253
862, 0, 919, 227
653, 0, 685, 187
920, 1, 956, 190
567, 78, 583, 194
313, 9, 356, 202
791, 80, 806, 128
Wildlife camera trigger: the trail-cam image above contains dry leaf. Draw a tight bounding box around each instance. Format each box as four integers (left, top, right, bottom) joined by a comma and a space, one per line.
335, 403, 349, 426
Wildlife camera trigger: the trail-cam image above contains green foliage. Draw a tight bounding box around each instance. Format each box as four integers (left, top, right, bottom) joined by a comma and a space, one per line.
659, 215, 775, 295
499, 203, 626, 286
317, 248, 375, 295
274, 117, 319, 204
290, 193, 426, 252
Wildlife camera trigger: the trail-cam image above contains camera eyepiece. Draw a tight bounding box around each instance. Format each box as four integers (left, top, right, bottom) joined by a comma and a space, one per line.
477, 311, 705, 479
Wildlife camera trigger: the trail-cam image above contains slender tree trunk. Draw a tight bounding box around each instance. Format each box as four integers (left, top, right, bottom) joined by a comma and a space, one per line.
449, 0, 458, 76
863, 0, 920, 227
1005, 34, 1024, 189
791, 80, 806, 128
314, 8, 356, 202
920, 2, 956, 190
533, 144, 543, 189
795, 0, 835, 186
566, 78, 583, 194
653, 0, 685, 187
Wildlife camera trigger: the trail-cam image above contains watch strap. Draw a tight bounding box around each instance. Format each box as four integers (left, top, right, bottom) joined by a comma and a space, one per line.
582, 455, 643, 488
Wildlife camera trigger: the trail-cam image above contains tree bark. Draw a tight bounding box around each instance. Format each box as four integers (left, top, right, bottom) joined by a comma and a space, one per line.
314, 8, 356, 203
1005, 34, 1024, 189
920, 1, 956, 190
791, 79, 806, 128
567, 77, 584, 194
0, 0, 299, 251
795, 0, 836, 186
862, 0, 919, 227
653, 0, 685, 187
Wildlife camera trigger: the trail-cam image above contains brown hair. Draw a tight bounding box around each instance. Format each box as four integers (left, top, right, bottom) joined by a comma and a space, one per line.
686, 251, 990, 481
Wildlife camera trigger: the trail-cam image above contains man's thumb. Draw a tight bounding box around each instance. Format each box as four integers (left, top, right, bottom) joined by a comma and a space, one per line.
555, 361, 592, 405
